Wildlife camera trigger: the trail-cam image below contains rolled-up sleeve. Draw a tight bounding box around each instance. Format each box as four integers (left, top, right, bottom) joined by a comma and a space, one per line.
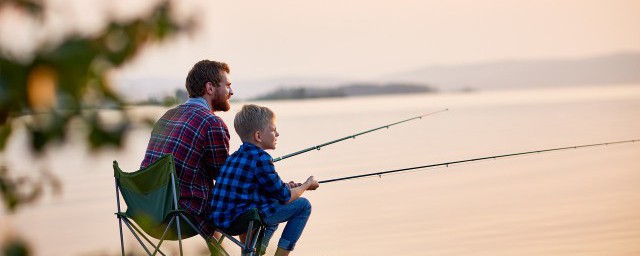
254, 154, 291, 204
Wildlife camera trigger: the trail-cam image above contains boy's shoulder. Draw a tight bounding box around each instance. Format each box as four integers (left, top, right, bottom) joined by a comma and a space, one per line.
256, 150, 274, 165
249, 146, 273, 163
229, 143, 273, 163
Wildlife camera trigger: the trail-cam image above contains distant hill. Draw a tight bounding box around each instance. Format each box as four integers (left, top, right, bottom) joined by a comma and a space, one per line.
253, 83, 435, 100
117, 52, 640, 102
385, 53, 640, 91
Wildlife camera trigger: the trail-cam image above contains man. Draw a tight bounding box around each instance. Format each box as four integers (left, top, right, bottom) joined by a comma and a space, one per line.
140, 60, 234, 238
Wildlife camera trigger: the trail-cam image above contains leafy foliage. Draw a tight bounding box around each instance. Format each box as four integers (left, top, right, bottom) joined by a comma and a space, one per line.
0, 0, 194, 210
1, 237, 30, 256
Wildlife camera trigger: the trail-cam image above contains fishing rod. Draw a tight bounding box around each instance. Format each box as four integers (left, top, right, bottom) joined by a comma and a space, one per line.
272, 108, 449, 162
319, 139, 639, 184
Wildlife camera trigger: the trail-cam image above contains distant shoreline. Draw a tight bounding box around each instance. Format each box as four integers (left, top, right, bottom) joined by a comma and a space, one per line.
252, 83, 437, 101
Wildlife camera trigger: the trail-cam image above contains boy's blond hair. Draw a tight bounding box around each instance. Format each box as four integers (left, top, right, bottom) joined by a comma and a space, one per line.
234, 104, 276, 142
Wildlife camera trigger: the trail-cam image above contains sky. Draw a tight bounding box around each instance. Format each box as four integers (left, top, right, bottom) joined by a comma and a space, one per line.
3, 0, 640, 99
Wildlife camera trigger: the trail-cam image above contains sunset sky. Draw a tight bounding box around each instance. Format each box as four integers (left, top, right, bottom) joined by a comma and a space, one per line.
3, 0, 640, 98
120, 0, 640, 78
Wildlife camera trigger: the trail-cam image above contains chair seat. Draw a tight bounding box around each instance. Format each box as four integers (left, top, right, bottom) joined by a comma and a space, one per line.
115, 210, 201, 240
222, 208, 263, 236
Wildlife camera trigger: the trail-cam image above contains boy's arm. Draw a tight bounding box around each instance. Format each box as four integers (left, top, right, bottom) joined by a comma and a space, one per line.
286, 176, 319, 204
254, 155, 292, 204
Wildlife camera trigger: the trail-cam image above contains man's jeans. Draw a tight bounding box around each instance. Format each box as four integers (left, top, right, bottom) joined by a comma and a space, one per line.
261, 197, 312, 251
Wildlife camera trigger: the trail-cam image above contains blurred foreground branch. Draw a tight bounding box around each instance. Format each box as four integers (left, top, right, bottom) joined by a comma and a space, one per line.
0, 0, 194, 212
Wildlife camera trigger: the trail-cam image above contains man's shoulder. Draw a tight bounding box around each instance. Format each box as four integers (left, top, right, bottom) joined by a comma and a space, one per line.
174, 104, 226, 126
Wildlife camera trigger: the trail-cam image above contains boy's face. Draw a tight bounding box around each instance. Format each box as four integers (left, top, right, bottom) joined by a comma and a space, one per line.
260, 120, 279, 150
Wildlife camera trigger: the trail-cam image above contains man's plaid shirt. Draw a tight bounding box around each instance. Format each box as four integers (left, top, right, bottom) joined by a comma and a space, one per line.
141, 100, 230, 236
209, 142, 291, 229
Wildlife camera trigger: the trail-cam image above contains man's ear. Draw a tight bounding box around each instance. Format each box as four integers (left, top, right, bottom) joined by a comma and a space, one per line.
205, 82, 214, 95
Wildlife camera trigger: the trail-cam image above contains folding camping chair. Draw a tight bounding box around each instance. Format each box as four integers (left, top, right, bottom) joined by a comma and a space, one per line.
113, 154, 267, 256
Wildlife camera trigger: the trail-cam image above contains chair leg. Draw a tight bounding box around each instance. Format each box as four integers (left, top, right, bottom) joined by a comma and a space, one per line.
254, 227, 265, 256
176, 215, 184, 256
178, 215, 230, 256
248, 225, 264, 256
216, 230, 246, 253
118, 216, 126, 256
242, 221, 255, 256
115, 180, 126, 256
151, 217, 176, 256
121, 219, 154, 255
241, 221, 266, 256
122, 218, 167, 256
169, 174, 185, 256
248, 232, 257, 256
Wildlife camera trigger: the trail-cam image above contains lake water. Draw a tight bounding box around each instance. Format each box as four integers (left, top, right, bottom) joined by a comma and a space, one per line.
1, 84, 640, 255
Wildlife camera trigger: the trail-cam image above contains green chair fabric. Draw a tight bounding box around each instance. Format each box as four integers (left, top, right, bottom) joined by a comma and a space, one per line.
114, 154, 264, 256
114, 154, 198, 240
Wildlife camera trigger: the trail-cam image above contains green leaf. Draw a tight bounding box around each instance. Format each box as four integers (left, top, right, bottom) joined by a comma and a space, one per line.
1, 237, 30, 256
0, 123, 12, 151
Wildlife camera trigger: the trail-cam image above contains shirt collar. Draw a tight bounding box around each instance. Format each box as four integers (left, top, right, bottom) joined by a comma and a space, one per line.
185, 97, 211, 111
241, 142, 261, 151
241, 142, 271, 157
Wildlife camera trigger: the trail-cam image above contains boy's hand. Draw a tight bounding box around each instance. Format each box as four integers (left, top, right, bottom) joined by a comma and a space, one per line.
286, 181, 302, 188
305, 176, 320, 191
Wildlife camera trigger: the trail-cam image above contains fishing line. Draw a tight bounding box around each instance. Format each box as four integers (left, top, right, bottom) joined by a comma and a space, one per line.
319, 139, 639, 184
272, 108, 449, 162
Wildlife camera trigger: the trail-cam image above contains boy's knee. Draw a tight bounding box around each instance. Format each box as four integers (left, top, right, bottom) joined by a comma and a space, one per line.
297, 197, 312, 213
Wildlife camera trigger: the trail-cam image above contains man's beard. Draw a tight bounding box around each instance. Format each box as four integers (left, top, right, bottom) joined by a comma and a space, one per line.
211, 94, 230, 112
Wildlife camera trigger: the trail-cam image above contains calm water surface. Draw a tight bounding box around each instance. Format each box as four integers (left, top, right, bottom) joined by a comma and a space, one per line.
2, 85, 640, 255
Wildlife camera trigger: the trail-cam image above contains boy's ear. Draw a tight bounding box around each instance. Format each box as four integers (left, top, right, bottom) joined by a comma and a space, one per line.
253, 130, 261, 143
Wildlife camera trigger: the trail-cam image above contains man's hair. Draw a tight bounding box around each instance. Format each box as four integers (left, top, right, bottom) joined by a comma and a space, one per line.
234, 104, 275, 142
185, 60, 230, 98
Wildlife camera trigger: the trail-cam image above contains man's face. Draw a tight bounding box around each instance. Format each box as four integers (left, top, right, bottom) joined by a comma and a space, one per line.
211, 71, 233, 112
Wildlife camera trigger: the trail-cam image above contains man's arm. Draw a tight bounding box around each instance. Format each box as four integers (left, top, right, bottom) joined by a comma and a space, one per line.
204, 119, 230, 179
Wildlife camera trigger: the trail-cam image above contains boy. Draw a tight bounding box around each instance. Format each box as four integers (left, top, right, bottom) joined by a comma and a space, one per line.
210, 104, 319, 256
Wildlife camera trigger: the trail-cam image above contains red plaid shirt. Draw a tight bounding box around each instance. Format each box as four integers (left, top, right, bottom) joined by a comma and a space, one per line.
141, 100, 230, 237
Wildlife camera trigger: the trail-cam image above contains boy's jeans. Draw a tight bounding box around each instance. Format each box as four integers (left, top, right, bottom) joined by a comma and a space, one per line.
261, 197, 312, 252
